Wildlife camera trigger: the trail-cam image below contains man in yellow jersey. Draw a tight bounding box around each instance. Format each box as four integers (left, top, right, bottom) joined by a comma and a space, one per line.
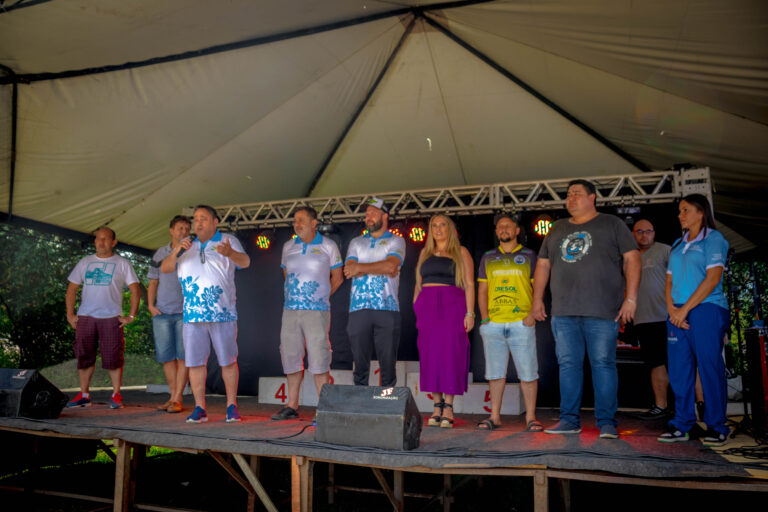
476, 213, 540, 432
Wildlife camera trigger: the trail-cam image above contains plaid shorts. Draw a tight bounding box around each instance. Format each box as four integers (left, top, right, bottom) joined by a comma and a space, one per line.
74, 316, 125, 370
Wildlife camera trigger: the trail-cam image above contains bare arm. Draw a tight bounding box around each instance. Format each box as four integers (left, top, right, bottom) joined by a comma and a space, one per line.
119, 282, 141, 327
669, 267, 723, 329
65, 282, 80, 329
413, 249, 425, 302
461, 247, 475, 332
217, 237, 250, 268
531, 258, 551, 321
147, 279, 161, 316
160, 238, 190, 273
477, 281, 489, 321
329, 267, 343, 296
616, 249, 641, 323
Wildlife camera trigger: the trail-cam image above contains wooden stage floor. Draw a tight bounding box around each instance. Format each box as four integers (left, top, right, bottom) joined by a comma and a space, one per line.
1, 389, 767, 511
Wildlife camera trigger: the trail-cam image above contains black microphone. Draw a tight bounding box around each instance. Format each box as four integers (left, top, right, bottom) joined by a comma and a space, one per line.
176, 234, 197, 258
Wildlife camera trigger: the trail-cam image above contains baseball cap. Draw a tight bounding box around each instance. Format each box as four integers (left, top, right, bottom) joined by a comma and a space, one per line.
367, 197, 389, 213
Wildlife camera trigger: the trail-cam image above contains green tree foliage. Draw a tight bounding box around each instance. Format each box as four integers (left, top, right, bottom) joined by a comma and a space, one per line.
0, 223, 153, 369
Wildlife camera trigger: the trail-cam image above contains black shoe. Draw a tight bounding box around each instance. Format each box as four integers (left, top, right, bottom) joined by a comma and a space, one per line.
271, 406, 299, 420
638, 406, 670, 420
696, 401, 706, 422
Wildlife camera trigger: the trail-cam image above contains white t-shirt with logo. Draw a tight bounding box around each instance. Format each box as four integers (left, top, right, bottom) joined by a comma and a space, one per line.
68, 254, 139, 318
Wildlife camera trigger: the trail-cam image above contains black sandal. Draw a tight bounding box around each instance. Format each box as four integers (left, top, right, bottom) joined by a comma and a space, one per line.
428, 400, 445, 427
440, 402, 454, 428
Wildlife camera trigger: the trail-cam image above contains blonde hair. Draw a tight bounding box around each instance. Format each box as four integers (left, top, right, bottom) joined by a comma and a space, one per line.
415, 214, 466, 289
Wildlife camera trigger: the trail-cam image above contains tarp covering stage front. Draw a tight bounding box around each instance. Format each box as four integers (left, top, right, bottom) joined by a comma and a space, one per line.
1, 1, 767, 250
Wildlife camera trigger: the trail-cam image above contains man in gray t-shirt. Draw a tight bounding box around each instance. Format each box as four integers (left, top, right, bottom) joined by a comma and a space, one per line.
532, 180, 641, 438
632, 219, 674, 420
148, 215, 191, 414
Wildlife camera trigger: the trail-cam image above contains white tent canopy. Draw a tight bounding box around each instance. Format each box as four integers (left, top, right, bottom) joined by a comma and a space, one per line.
1, 0, 767, 250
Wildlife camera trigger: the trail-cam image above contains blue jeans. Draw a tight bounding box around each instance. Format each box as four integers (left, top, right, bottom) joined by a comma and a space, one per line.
551, 316, 619, 428
152, 313, 184, 363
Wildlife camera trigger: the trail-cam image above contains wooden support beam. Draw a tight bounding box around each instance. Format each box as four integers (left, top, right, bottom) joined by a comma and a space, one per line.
233, 453, 279, 512
443, 474, 452, 512
371, 468, 402, 512
98, 440, 117, 462
327, 463, 335, 504
246, 456, 261, 512
393, 470, 404, 512
113, 439, 133, 512
557, 478, 571, 512
291, 455, 312, 512
533, 470, 548, 512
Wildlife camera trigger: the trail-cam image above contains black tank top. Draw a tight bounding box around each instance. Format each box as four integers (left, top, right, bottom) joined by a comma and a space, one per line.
420, 255, 456, 285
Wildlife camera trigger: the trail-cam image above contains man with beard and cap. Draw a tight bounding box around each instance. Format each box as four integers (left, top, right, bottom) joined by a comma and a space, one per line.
344, 197, 406, 387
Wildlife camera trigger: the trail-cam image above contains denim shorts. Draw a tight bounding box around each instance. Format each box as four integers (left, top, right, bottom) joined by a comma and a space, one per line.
183, 321, 238, 367
280, 309, 332, 375
152, 313, 184, 363
479, 320, 538, 382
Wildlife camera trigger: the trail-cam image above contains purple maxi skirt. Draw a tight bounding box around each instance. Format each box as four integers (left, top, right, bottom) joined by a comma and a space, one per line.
414, 285, 470, 395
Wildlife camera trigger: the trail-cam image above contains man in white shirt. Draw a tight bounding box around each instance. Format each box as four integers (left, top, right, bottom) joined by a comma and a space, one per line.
65, 227, 140, 409
162, 205, 250, 423
272, 206, 343, 420
344, 197, 405, 387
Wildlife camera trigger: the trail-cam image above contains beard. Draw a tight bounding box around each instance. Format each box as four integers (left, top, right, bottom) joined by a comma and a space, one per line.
367, 219, 383, 233
498, 234, 514, 243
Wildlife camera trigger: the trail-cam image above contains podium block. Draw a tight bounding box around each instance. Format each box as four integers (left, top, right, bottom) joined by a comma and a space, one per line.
352, 360, 406, 387
300, 369, 354, 406
258, 376, 292, 405
462, 383, 525, 415
406, 372, 473, 413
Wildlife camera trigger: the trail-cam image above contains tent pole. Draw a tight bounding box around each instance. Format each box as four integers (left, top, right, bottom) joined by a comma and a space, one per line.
305, 15, 418, 197
8, 81, 17, 219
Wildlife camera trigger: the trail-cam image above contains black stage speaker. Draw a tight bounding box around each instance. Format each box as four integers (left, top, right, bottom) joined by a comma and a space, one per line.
315, 385, 422, 450
745, 328, 768, 439
0, 369, 68, 419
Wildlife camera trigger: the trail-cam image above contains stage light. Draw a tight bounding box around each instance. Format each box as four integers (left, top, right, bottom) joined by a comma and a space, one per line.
388, 221, 405, 239
255, 231, 272, 250
532, 215, 553, 238
408, 220, 427, 243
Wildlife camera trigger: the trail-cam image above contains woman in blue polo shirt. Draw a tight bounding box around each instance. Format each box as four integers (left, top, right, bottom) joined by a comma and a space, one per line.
658, 194, 730, 446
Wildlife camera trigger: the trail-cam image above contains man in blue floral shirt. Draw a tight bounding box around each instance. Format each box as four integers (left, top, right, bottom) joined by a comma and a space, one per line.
161, 205, 250, 423
271, 206, 343, 420
344, 197, 405, 387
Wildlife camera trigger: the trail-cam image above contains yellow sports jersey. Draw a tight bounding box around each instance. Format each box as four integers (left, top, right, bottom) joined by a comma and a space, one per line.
477, 245, 537, 323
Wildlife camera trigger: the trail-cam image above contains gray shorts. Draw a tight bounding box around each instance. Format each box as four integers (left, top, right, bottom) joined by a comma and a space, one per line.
280, 309, 332, 375
183, 321, 238, 368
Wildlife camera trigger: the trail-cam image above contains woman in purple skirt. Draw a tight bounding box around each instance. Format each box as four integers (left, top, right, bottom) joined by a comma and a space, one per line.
413, 214, 475, 428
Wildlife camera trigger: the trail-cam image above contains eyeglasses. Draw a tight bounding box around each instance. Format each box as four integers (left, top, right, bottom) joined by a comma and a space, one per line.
634, 229, 654, 235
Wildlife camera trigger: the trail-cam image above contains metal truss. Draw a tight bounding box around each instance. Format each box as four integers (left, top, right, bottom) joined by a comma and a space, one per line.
215, 168, 710, 229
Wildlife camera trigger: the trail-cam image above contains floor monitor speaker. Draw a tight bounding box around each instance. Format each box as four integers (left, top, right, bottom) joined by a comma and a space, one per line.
315, 385, 422, 450
0, 369, 68, 419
